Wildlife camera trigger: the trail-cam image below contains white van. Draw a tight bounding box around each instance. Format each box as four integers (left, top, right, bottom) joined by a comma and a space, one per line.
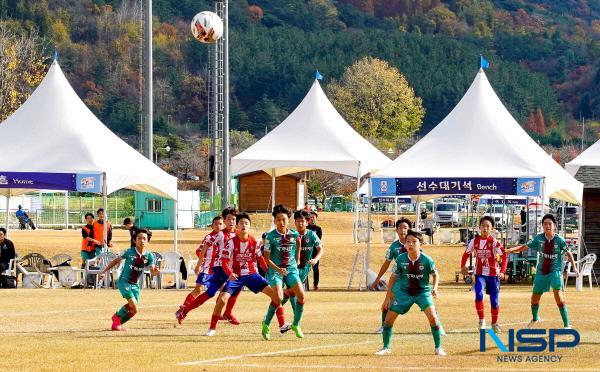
434, 202, 460, 226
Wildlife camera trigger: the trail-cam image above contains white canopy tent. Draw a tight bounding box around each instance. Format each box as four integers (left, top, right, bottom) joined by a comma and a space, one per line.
366, 69, 584, 288
565, 140, 600, 176
0, 61, 179, 249
372, 69, 582, 204
232, 79, 391, 234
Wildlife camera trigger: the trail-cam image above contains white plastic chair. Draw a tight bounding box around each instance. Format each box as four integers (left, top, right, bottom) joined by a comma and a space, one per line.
381, 228, 397, 244
2, 258, 16, 277
564, 253, 596, 290
84, 252, 117, 288
159, 251, 182, 289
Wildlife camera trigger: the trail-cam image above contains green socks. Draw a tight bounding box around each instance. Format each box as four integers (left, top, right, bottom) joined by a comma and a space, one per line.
292, 300, 304, 326
558, 303, 569, 327
382, 325, 393, 348
263, 303, 277, 326
116, 305, 131, 324
290, 296, 298, 312
431, 325, 442, 348
531, 303, 540, 321
381, 310, 387, 326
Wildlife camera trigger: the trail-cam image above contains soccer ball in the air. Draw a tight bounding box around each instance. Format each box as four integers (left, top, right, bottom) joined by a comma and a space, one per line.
190, 11, 223, 43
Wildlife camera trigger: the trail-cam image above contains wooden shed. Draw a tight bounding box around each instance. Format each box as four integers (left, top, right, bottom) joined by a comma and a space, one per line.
238, 171, 304, 212
574, 166, 600, 258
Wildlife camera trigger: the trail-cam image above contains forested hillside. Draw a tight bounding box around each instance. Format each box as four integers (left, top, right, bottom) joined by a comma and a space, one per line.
1, 0, 599, 159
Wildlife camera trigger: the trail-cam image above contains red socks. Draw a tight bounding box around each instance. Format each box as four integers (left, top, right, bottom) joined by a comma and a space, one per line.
210, 314, 220, 330
276, 306, 285, 327
223, 292, 239, 317
475, 301, 484, 320
491, 307, 499, 324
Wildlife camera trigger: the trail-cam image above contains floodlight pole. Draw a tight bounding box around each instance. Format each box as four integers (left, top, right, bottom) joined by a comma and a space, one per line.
143, 0, 153, 160
221, 0, 230, 207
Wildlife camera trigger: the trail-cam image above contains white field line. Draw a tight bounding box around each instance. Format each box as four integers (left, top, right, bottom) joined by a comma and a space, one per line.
177, 340, 378, 366
194, 364, 599, 371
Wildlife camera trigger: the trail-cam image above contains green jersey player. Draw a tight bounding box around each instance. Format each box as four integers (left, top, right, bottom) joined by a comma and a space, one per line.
507, 214, 578, 328
376, 230, 445, 356
370, 218, 410, 333
99, 229, 158, 331
281, 210, 323, 312
262, 204, 305, 340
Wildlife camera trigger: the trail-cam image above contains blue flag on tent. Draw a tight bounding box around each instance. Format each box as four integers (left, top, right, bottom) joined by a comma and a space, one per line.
315, 70, 323, 80
480, 55, 489, 69
53, 49, 58, 62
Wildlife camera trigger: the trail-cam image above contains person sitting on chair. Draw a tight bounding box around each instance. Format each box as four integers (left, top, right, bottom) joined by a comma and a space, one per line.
0, 228, 16, 274
15, 205, 36, 230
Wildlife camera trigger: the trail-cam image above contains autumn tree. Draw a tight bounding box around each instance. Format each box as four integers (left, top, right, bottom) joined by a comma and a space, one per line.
327, 57, 425, 152
0, 24, 46, 123
307, 170, 356, 205
535, 107, 546, 136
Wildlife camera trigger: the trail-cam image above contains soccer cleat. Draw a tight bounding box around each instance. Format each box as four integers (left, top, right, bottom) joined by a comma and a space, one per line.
175, 305, 186, 325
111, 314, 122, 331
375, 326, 384, 334
221, 313, 241, 325
375, 347, 391, 355
435, 347, 447, 356
205, 329, 216, 337
261, 323, 271, 340
527, 319, 541, 328
564, 325, 572, 329
478, 319, 486, 330
279, 323, 292, 334
492, 323, 501, 333
291, 325, 304, 339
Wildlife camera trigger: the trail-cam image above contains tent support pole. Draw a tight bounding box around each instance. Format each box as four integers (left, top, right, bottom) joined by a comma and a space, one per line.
102, 173, 108, 252
271, 168, 276, 211
5, 190, 10, 235
560, 200, 566, 236
174, 188, 179, 253
394, 196, 398, 223
65, 191, 69, 229
577, 198, 584, 291
365, 177, 372, 288
354, 162, 361, 244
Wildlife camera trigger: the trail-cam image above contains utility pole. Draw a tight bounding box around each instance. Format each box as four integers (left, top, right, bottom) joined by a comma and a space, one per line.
581, 116, 585, 152
143, 0, 153, 160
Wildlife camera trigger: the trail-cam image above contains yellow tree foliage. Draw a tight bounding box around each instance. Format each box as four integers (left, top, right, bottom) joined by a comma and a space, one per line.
0, 25, 46, 123
327, 56, 425, 151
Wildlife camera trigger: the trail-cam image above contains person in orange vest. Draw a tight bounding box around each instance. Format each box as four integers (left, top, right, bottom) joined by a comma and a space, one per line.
81, 213, 102, 266
93, 208, 113, 255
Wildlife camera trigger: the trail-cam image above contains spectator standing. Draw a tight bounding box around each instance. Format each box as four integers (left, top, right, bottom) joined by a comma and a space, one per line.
307, 211, 323, 290
520, 207, 527, 230
81, 213, 102, 265
93, 208, 113, 254
0, 228, 16, 274
123, 217, 139, 248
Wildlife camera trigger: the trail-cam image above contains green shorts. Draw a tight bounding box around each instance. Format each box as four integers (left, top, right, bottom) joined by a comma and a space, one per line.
297, 266, 311, 284
118, 281, 140, 302
532, 271, 563, 294
389, 290, 434, 315
81, 250, 96, 262
266, 267, 301, 288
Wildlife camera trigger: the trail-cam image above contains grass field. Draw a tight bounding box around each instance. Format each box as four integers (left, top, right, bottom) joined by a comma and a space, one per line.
2, 213, 599, 371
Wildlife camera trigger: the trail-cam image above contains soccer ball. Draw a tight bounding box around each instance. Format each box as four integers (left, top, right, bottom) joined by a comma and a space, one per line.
190, 11, 223, 43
